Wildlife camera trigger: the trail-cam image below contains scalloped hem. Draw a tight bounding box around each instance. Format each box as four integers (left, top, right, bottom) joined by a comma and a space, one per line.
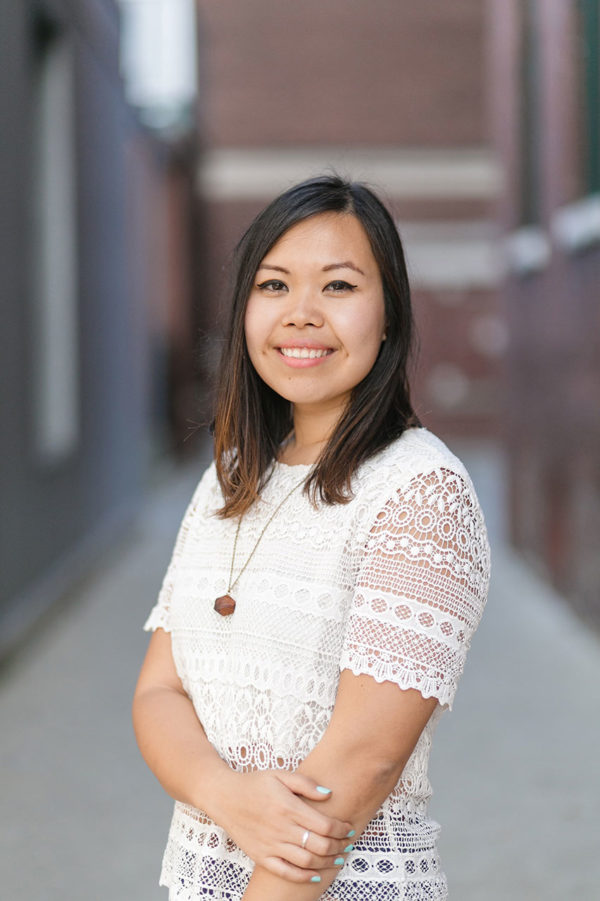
143, 610, 172, 633
339, 657, 455, 711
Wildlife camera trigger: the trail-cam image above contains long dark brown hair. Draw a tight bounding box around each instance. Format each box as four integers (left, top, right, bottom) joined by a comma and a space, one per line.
213, 175, 420, 517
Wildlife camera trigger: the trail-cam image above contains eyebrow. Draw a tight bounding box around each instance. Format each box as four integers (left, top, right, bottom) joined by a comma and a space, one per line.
257, 264, 290, 273
257, 261, 365, 276
322, 261, 365, 276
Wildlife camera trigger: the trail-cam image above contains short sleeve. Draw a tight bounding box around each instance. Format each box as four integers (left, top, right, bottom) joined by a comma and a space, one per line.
143, 465, 216, 633
340, 466, 490, 710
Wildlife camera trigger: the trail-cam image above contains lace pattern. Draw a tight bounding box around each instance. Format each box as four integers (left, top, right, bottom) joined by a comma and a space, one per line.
341, 466, 488, 709
144, 428, 490, 900
162, 799, 448, 900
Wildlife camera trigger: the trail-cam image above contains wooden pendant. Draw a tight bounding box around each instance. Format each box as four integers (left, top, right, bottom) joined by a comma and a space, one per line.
214, 594, 236, 616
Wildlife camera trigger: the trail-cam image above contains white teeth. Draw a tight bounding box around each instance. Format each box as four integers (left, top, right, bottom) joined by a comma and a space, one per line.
280, 347, 329, 359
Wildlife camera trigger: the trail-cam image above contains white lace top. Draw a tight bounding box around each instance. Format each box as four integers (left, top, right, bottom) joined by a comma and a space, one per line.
144, 427, 490, 901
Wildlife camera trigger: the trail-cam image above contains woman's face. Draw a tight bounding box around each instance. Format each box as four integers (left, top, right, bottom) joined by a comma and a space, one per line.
244, 212, 387, 424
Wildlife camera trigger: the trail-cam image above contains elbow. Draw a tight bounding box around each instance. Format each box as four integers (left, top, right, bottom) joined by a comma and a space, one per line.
131, 688, 150, 748
333, 752, 406, 822
342, 750, 407, 803
131, 681, 152, 726
366, 754, 407, 790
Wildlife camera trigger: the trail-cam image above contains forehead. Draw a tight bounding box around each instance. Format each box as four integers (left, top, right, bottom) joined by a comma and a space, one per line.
262, 213, 377, 267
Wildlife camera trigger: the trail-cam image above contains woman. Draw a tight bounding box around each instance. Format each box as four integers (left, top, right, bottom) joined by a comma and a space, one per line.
133, 175, 490, 900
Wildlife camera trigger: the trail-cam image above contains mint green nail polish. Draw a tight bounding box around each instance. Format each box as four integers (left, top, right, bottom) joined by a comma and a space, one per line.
334, 857, 345, 866
316, 785, 331, 794
346, 829, 356, 838
311, 875, 322, 883
344, 843, 354, 853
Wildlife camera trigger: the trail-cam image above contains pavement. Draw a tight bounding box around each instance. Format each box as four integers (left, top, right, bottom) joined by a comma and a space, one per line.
1, 441, 599, 900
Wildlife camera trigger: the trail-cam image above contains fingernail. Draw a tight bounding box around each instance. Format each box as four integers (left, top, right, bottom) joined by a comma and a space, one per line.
344, 843, 354, 853
311, 875, 322, 883
334, 857, 345, 866
346, 829, 356, 838
316, 785, 331, 794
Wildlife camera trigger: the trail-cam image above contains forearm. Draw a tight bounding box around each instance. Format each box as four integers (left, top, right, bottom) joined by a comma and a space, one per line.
132, 684, 232, 818
133, 668, 353, 887
242, 675, 438, 900
242, 749, 400, 900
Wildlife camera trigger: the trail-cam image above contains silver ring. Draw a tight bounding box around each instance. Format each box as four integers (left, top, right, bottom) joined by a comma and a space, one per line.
301, 829, 310, 850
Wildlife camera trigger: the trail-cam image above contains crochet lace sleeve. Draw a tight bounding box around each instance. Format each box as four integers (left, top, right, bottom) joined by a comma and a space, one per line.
340, 466, 490, 710
143, 466, 215, 633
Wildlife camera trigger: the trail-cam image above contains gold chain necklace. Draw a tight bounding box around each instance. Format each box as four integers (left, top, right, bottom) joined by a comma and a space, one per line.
214, 475, 306, 616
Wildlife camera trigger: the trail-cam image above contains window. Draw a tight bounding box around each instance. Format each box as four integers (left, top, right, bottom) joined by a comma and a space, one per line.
576, 0, 600, 195
519, 0, 542, 225
31, 13, 80, 464
118, 0, 198, 133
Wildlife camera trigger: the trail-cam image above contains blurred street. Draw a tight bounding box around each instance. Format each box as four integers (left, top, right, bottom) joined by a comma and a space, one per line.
1, 443, 599, 900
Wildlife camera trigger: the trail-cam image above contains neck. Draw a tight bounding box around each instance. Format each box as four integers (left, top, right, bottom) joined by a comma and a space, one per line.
279, 403, 344, 465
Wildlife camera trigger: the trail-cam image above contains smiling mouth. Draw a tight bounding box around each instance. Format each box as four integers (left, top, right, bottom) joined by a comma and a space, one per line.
279, 347, 333, 359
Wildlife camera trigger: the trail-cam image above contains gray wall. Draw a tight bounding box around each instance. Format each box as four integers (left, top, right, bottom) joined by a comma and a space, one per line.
0, 0, 146, 652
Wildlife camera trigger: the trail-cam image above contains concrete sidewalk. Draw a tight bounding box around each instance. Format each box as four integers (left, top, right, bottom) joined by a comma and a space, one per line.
1, 444, 599, 900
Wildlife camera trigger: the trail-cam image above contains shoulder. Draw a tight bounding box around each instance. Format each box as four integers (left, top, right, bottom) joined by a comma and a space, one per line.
352, 428, 489, 551
356, 427, 470, 496
185, 460, 222, 516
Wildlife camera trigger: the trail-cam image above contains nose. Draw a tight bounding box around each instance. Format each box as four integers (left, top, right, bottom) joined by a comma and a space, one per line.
280, 287, 324, 328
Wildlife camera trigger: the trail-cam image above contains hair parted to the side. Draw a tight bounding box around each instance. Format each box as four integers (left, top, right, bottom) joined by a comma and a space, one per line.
213, 174, 421, 518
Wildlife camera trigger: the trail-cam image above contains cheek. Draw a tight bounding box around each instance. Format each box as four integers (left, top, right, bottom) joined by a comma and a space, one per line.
347, 311, 386, 375
339, 306, 386, 351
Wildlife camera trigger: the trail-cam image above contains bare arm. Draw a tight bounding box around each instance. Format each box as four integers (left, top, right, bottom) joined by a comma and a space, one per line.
132, 628, 230, 811
132, 629, 353, 881
242, 669, 438, 899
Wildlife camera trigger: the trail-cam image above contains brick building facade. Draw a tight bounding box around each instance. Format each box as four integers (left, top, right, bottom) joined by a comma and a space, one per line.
490, 0, 600, 626
194, 0, 505, 438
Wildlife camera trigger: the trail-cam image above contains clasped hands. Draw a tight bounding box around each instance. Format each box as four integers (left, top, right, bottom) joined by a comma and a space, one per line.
213, 769, 355, 885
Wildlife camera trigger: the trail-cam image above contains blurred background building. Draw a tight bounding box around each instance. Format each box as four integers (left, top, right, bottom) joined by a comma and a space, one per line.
194, 0, 600, 630
195, 0, 505, 441
0, 0, 200, 655
1, 0, 598, 655
490, 0, 600, 629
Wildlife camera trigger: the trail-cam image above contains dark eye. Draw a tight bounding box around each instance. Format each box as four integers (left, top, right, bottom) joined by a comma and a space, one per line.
256, 279, 288, 293
325, 280, 358, 293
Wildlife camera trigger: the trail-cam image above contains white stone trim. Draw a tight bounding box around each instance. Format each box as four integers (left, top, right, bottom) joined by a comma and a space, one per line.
551, 194, 600, 252
197, 147, 504, 201
399, 220, 503, 289
504, 226, 552, 276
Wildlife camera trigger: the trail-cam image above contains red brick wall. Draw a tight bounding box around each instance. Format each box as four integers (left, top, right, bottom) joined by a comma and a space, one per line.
196, 0, 486, 148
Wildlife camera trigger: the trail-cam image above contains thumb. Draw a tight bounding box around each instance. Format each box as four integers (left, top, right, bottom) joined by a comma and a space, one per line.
278, 770, 333, 801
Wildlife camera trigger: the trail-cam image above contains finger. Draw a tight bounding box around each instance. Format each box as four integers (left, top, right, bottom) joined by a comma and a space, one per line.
278, 770, 334, 801
262, 855, 325, 885
279, 842, 350, 871
289, 799, 354, 841
294, 827, 355, 859
275, 773, 354, 839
